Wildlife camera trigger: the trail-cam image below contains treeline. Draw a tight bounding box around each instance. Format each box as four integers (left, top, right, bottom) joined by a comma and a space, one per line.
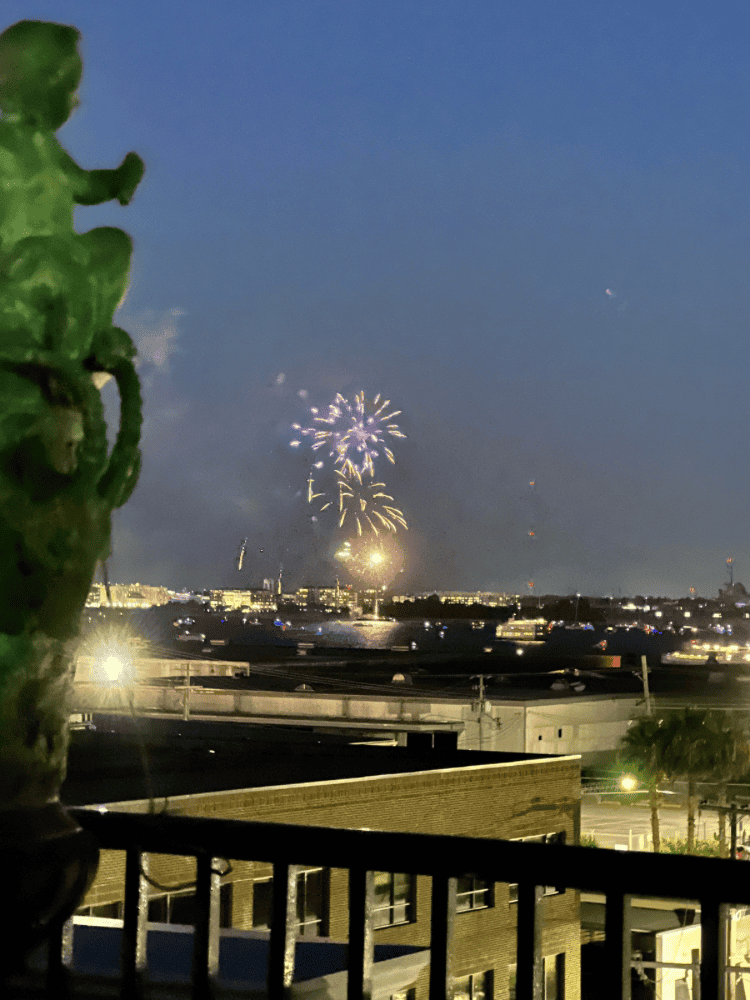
380, 596, 515, 621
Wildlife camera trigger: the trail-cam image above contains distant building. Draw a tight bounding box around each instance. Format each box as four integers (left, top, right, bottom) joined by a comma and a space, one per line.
293, 585, 356, 610
85, 582, 171, 608
209, 589, 277, 612
719, 581, 750, 606
71, 673, 639, 766
391, 592, 516, 607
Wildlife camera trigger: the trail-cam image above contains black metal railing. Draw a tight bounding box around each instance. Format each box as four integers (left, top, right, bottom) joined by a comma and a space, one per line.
34, 808, 750, 999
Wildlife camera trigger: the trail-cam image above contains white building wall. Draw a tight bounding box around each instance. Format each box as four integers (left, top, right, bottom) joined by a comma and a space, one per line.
522, 697, 641, 758
72, 682, 638, 760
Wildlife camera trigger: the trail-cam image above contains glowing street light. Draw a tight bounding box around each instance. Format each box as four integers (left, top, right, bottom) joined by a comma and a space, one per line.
100, 655, 128, 683
620, 774, 639, 793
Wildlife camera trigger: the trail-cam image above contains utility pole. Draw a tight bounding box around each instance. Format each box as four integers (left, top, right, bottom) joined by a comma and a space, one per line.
183, 662, 191, 721
474, 675, 487, 751
699, 800, 750, 859
640, 655, 653, 716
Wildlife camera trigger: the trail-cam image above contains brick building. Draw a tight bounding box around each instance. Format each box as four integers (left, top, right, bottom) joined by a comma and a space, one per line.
68, 724, 581, 1000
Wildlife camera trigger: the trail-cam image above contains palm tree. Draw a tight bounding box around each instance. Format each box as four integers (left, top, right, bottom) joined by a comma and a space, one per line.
622, 709, 750, 854
620, 715, 671, 852
700, 712, 750, 857
661, 709, 750, 852
659, 709, 714, 851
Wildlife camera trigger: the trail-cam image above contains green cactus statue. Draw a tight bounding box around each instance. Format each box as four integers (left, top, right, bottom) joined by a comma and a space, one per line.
0, 18, 144, 959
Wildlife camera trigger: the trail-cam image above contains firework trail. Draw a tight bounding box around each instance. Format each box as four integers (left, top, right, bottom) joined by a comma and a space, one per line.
526, 480, 537, 592
291, 391, 405, 477
335, 469, 408, 536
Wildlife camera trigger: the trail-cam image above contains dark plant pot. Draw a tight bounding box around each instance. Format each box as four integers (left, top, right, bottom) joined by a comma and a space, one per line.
0, 801, 99, 969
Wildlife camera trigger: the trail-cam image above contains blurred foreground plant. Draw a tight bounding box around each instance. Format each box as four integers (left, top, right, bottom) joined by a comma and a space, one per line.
0, 18, 143, 964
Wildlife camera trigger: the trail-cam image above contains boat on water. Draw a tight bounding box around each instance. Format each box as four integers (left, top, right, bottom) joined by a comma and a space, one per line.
347, 615, 398, 628
495, 617, 547, 641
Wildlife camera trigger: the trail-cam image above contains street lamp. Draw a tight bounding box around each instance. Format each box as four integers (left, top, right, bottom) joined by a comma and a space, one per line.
620, 774, 639, 793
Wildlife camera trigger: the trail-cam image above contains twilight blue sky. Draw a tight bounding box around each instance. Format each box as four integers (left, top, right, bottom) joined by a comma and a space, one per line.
6, 1, 750, 597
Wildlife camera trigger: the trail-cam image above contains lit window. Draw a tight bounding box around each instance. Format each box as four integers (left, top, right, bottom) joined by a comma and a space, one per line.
373, 872, 414, 928
454, 970, 492, 1000
456, 875, 493, 912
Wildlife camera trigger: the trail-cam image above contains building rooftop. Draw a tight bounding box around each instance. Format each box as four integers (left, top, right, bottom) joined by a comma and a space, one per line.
62, 717, 576, 807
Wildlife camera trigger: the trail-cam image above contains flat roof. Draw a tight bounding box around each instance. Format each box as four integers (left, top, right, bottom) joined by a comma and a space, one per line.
63, 716, 578, 807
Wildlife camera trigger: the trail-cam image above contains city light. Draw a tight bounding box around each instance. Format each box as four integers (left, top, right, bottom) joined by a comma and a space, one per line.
620, 774, 639, 793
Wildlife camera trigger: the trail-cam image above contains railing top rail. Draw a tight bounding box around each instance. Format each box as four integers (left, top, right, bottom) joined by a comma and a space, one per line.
70, 807, 750, 904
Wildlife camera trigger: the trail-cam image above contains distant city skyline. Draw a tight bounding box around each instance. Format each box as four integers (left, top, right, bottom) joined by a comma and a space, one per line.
92, 575, 735, 603
10, 2, 750, 596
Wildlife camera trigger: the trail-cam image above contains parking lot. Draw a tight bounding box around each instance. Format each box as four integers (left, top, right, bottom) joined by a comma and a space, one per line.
581, 795, 730, 851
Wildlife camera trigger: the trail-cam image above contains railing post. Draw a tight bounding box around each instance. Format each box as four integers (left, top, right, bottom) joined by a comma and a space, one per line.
268, 863, 298, 1000
46, 916, 74, 998
429, 875, 456, 1000
192, 854, 221, 999
121, 848, 149, 1000
692, 948, 701, 1000
700, 900, 729, 1000
348, 868, 375, 1000
516, 883, 543, 1000
605, 891, 632, 1000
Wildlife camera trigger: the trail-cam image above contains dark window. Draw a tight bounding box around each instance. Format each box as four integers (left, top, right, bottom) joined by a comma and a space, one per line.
390, 990, 416, 1000
456, 875, 493, 912
148, 884, 232, 928
297, 868, 327, 937
252, 878, 273, 930
373, 872, 414, 928
508, 833, 566, 903
508, 958, 563, 1000
252, 869, 328, 936
76, 900, 123, 920
558, 729, 563, 738
454, 970, 492, 1000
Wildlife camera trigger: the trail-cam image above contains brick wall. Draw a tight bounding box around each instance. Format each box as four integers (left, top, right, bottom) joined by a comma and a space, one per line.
81, 754, 581, 999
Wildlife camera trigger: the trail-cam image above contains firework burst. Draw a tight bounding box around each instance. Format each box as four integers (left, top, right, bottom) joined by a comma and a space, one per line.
335, 469, 407, 536
291, 391, 406, 476
334, 533, 404, 587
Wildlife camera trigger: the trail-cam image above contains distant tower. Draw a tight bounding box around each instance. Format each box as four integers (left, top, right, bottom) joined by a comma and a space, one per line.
727, 557, 734, 589
277, 562, 283, 596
